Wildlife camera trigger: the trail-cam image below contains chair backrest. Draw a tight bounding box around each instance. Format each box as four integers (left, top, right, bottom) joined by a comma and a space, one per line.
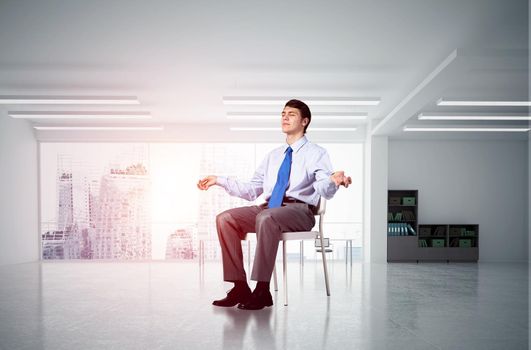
315, 198, 326, 216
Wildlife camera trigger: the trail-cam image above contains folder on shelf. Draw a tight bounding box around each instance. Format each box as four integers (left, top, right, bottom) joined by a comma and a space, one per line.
459, 239, 472, 248
432, 239, 445, 248
402, 197, 416, 205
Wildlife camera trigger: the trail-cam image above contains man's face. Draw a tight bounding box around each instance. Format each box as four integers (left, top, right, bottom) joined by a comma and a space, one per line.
281, 106, 307, 134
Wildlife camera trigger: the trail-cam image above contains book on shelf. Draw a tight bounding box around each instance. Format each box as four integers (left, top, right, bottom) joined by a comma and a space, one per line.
433, 226, 446, 236
387, 211, 415, 221
387, 223, 417, 236
450, 227, 477, 237
419, 227, 431, 236
450, 237, 475, 247
402, 210, 416, 221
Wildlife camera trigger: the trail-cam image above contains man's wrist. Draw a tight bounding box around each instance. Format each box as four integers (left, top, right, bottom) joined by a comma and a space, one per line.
216, 176, 227, 187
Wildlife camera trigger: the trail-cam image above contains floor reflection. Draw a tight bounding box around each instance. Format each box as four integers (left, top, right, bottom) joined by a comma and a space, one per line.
0, 261, 527, 350
215, 306, 274, 350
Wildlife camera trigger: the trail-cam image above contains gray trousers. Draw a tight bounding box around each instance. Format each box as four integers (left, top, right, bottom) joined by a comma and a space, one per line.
216, 203, 316, 282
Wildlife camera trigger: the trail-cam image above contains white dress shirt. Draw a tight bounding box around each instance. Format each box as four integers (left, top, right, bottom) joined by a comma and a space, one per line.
216, 135, 338, 206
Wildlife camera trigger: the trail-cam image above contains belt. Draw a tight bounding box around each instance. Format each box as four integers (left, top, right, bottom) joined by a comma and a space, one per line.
263, 197, 316, 212
282, 197, 317, 213
282, 197, 307, 204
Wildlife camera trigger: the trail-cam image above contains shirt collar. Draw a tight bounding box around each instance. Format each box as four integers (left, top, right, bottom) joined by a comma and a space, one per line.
284, 135, 308, 154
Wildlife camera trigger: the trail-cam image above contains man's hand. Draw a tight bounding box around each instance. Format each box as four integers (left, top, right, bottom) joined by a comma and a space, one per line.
197, 175, 217, 190
330, 171, 352, 188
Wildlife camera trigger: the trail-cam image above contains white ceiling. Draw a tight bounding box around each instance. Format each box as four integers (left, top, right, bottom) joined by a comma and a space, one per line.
0, 0, 528, 142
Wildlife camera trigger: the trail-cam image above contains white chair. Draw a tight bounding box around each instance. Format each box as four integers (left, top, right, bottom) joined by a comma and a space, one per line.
245, 198, 330, 306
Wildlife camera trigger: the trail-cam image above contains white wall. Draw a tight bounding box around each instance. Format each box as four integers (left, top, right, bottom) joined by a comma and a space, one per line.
0, 116, 39, 265
366, 135, 388, 263
389, 139, 528, 262
363, 127, 372, 263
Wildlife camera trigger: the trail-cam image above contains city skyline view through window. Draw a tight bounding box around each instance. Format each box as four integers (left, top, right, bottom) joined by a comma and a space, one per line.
40, 142, 363, 260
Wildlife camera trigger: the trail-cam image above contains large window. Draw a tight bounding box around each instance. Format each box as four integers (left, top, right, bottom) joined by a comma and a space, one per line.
40, 143, 363, 260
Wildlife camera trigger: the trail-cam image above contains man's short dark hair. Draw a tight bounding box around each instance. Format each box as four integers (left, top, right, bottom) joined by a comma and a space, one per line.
285, 99, 311, 133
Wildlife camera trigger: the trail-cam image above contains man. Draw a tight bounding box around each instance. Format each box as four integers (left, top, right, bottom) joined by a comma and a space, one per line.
197, 99, 351, 310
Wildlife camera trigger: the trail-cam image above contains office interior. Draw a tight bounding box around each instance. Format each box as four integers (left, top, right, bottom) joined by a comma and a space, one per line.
0, 1, 529, 349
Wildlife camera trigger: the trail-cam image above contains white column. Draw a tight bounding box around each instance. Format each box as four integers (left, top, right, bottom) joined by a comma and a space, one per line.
364, 119, 389, 263
0, 116, 39, 265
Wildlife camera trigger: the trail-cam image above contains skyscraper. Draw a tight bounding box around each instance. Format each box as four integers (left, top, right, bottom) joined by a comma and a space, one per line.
42, 230, 68, 259
92, 163, 152, 259
165, 227, 195, 259
55, 155, 93, 259
57, 171, 73, 232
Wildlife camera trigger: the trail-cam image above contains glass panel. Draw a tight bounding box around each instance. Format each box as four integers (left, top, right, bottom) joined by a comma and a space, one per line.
40, 142, 363, 260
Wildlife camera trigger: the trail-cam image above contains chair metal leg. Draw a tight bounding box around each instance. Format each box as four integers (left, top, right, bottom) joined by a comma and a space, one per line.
198, 240, 203, 266
345, 240, 350, 266
247, 241, 251, 273
349, 240, 353, 267
318, 230, 331, 296
283, 240, 288, 306
273, 264, 278, 291
300, 240, 304, 266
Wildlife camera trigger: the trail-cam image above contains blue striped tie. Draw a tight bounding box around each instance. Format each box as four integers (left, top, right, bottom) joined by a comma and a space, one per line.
268, 146, 293, 208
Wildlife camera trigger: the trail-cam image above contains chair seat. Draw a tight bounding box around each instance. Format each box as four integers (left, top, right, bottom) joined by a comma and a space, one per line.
280, 231, 318, 240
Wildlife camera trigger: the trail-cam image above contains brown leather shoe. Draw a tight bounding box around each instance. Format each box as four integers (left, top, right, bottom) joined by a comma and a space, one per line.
212, 286, 252, 307
237, 289, 273, 310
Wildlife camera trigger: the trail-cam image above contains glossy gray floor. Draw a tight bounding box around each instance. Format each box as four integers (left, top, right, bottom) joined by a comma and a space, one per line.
0, 260, 528, 350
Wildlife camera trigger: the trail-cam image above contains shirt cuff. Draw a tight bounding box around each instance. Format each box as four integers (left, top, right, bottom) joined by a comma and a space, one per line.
329, 178, 339, 191
216, 176, 228, 188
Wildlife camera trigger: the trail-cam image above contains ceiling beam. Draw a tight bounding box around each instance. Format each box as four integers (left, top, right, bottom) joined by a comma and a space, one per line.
371, 48, 529, 136
372, 49, 461, 135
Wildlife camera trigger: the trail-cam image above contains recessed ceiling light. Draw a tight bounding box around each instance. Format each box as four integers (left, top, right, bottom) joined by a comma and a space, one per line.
418, 113, 531, 121
226, 112, 367, 120
230, 127, 357, 131
437, 99, 531, 107
9, 111, 151, 119
222, 96, 380, 106
33, 126, 163, 131
403, 126, 530, 132
0, 96, 140, 105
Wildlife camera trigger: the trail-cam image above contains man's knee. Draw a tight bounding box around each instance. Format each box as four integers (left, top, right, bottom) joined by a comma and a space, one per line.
255, 210, 275, 229
216, 210, 233, 229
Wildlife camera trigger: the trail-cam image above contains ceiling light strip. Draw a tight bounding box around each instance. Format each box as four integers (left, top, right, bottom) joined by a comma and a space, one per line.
403, 126, 530, 132
223, 97, 380, 106
33, 126, 164, 131
0, 96, 140, 105
437, 99, 531, 107
230, 127, 357, 131
418, 114, 531, 121
10, 111, 151, 119
227, 113, 367, 120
